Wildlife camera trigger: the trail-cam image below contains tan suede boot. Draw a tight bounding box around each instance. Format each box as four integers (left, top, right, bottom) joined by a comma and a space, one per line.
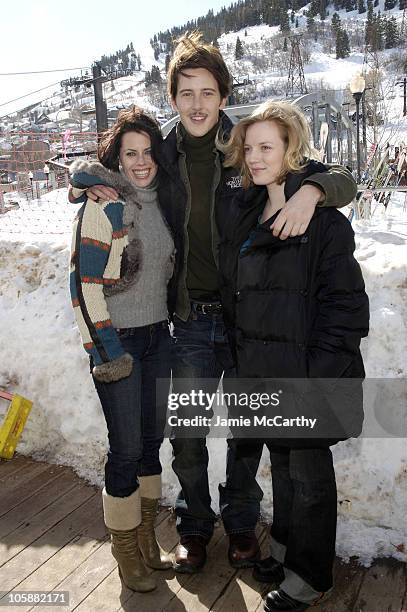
103, 488, 156, 592
138, 475, 172, 570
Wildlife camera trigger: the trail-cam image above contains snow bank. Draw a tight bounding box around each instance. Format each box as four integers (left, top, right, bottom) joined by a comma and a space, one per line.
0, 189, 406, 567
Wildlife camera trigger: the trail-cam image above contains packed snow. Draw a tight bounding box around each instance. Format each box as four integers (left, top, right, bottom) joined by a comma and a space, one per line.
0, 184, 406, 567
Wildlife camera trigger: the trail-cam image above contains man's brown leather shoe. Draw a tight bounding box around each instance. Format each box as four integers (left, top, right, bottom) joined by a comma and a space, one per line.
173, 535, 208, 573
228, 531, 261, 568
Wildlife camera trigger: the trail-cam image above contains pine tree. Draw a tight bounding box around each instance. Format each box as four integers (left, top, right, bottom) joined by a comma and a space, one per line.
165, 54, 171, 73
345, 0, 355, 11
336, 28, 350, 57
384, 15, 399, 46
320, 0, 327, 19
365, 0, 374, 46
310, 0, 319, 16
384, 0, 397, 8
400, 0, 407, 8
358, 0, 366, 12
151, 65, 162, 84
371, 11, 385, 49
295, 16, 299, 27
307, 12, 316, 31
234, 36, 244, 60
332, 11, 341, 33
269, 0, 282, 26
280, 9, 290, 32
374, 0, 379, 6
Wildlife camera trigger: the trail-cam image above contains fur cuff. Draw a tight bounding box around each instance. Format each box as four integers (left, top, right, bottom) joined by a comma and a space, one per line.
92, 353, 133, 383
69, 160, 141, 204
102, 487, 141, 530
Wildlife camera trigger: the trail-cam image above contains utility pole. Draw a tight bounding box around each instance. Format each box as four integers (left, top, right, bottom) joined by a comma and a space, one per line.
396, 77, 407, 117
312, 101, 319, 148
361, 91, 367, 153
324, 104, 332, 163
286, 35, 308, 98
61, 62, 125, 135
92, 63, 108, 135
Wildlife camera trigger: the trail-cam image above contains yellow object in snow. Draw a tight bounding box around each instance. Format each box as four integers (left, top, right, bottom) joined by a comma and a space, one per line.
0, 391, 32, 460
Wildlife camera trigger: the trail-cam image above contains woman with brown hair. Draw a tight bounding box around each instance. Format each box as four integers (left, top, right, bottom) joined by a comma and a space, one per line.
219, 100, 369, 611
69, 106, 177, 592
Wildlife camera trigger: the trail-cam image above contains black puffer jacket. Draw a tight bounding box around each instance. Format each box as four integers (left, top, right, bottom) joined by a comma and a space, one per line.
219, 161, 369, 444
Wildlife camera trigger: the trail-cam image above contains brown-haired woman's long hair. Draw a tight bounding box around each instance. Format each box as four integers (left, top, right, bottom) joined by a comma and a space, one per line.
223, 100, 315, 188
167, 30, 231, 100
97, 106, 163, 171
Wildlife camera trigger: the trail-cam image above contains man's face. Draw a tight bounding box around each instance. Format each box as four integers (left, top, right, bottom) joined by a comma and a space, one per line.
172, 68, 227, 137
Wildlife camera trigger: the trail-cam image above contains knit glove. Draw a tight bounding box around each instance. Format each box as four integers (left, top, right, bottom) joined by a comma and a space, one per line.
92, 353, 133, 383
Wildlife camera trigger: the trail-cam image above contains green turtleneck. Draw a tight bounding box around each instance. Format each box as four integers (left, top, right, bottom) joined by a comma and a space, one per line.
182, 122, 219, 301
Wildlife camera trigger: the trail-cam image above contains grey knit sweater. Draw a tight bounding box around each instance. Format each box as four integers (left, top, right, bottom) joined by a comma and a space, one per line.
106, 179, 175, 328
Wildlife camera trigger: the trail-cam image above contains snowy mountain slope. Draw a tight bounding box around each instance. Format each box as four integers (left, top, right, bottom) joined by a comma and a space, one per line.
3, 0, 406, 128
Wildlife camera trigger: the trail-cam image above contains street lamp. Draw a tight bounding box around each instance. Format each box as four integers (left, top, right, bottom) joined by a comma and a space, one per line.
28, 171, 34, 197
396, 77, 407, 117
349, 73, 366, 183
43, 163, 50, 189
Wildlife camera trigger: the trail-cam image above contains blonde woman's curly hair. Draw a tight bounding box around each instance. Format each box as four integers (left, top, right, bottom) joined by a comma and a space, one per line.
223, 100, 316, 188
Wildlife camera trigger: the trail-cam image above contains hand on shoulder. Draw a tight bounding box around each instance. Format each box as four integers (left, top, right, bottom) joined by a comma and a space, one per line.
270, 184, 323, 239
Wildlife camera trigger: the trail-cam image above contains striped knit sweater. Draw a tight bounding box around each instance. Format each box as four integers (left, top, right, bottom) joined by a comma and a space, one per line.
69, 160, 173, 367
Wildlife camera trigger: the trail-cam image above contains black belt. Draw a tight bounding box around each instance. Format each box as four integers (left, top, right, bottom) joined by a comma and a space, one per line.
191, 301, 223, 315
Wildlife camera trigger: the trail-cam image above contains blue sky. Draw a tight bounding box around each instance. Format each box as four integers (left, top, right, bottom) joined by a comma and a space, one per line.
0, 0, 232, 115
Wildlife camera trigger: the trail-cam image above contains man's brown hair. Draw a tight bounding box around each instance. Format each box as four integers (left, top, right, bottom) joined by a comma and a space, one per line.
167, 31, 232, 100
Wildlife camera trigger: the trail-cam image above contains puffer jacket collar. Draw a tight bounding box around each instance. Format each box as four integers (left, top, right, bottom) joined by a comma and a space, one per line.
232, 160, 330, 251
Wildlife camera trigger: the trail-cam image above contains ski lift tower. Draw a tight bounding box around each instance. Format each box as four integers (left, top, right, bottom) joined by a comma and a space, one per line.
286, 35, 308, 98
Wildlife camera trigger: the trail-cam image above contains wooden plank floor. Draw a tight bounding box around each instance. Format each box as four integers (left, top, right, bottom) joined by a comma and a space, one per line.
0, 455, 406, 612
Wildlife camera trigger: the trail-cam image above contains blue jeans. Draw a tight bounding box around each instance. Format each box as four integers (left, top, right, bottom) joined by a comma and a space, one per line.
170, 306, 262, 540
92, 321, 171, 498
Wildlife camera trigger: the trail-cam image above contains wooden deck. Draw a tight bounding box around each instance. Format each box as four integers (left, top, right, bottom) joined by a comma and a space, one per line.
0, 455, 406, 612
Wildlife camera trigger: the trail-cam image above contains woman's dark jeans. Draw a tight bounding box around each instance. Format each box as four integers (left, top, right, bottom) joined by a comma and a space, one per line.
92, 321, 172, 498
269, 445, 337, 593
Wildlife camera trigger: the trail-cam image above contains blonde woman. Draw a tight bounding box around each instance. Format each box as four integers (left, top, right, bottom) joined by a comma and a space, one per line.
219, 101, 369, 612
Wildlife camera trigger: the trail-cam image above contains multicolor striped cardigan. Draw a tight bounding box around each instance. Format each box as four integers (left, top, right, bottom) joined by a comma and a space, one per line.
69, 161, 143, 367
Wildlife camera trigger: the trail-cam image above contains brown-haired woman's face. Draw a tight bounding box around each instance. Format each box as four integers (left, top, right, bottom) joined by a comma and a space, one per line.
119, 131, 158, 187
243, 120, 286, 186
